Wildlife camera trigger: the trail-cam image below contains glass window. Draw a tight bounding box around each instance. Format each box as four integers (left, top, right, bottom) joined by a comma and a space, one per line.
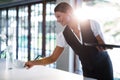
0, 10, 7, 51
30, 3, 43, 60
8, 8, 17, 59
17, 6, 28, 61
0, 1, 56, 68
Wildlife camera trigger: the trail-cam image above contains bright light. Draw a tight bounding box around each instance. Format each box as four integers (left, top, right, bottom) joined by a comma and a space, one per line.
74, 6, 120, 22
74, 6, 101, 21
74, 7, 94, 22
74, 8, 88, 21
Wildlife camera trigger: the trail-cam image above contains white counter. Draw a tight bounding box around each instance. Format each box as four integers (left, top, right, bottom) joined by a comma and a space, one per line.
0, 59, 83, 80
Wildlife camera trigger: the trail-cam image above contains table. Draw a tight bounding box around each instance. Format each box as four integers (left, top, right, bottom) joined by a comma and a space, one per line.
0, 59, 83, 80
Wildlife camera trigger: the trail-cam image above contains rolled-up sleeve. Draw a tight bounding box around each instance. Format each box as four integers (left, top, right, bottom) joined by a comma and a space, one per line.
90, 20, 104, 40
56, 32, 67, 47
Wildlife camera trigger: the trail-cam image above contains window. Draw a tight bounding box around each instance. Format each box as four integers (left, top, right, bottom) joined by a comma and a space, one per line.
0, 0, 56, 68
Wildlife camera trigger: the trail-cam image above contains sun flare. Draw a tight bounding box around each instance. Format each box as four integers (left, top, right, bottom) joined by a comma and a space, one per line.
74, 8, 88, 21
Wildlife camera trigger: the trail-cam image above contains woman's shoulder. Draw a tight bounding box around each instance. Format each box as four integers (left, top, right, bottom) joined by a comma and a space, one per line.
89, 19, 100, 24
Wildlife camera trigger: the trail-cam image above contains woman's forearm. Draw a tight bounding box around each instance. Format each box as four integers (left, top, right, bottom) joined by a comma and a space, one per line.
31, 56, 56, 65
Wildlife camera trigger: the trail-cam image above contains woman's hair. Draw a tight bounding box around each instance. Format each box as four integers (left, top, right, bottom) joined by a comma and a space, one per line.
54, 2, 73, 13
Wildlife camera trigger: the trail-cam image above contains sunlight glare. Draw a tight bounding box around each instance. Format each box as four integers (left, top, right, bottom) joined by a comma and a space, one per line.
74, 7, 93, 22
74, 6, 120, 22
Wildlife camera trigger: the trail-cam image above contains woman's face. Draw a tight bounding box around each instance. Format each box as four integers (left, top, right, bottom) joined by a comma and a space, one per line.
55, 11, 70, 26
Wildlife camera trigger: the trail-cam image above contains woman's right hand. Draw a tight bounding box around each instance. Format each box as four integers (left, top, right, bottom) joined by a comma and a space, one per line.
24, 61, 34, 69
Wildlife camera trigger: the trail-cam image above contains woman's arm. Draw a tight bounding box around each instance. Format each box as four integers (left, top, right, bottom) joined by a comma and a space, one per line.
96, 35, 106, 51
96, 35, 105, 44
24, 46, 64, 68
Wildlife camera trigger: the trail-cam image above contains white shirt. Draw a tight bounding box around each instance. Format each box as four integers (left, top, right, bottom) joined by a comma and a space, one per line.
56, 20, 104, 48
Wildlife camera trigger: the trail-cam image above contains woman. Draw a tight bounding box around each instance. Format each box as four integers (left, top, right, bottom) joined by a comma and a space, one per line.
25, 2, 113, 80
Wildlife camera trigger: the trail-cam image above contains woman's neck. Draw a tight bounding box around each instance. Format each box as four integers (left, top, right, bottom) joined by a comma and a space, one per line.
68, 18, 78, 30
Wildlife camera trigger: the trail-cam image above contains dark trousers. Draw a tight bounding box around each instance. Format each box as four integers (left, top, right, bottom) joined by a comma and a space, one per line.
83, 51, 113, 80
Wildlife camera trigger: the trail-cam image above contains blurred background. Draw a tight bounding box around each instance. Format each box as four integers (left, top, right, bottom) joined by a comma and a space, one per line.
0, 0, 120, 79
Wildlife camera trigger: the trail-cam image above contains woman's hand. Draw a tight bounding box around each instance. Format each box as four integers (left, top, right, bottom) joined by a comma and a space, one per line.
24, 61, 34, 69
96, 35, 107, 51
96, 46, 106, 51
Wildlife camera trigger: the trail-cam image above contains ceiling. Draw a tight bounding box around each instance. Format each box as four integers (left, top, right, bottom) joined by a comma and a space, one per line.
0, 0, 17, 4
